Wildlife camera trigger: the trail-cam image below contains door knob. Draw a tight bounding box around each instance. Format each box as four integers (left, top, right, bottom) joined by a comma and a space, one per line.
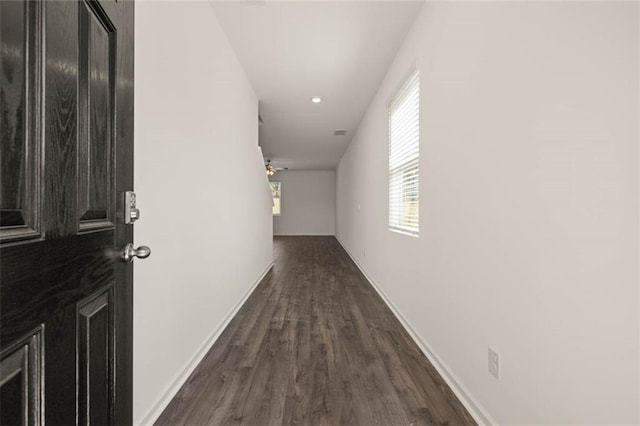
121, 243, 151, 263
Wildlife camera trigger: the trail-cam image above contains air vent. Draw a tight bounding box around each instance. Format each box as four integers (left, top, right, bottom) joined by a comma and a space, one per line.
334, 129, 347, 136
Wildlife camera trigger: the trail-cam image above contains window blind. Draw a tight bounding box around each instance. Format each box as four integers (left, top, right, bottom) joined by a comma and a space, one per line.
389, 70, 419, 236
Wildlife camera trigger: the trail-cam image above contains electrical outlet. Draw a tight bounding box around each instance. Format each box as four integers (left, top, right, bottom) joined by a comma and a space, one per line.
488, 347, 500, 380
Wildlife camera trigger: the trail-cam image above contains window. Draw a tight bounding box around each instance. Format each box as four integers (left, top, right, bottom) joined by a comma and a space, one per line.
389, 70, 419, 236
270, 181, 281, 215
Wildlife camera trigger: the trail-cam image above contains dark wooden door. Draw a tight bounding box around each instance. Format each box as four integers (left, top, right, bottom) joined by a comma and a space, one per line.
1, 0, 135, 424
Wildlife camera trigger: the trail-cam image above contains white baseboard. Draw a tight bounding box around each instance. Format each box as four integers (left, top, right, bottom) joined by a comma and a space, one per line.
335, 237, 496, 426
273, 233, 335, 236
136, 262, 275, 425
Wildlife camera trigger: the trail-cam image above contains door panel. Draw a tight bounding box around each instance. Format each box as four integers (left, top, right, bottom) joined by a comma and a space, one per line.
0, 0, 27, 224
0, 326, 43, 426
44, 0, 79, 239
78, 289, 113, 425
78, 1, 115, 229
1, 372, 23, 426
0, 0, 135, 424
0, 0, 40, 241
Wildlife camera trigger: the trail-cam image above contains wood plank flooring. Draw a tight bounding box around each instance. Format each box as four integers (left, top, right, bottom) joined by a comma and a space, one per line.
156, 236, 476, 426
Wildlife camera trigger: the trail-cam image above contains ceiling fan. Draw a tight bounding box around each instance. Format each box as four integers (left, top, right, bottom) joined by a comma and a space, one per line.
265, 159, 288, 176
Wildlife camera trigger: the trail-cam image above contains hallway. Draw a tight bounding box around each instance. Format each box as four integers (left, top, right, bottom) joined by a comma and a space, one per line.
156, 237, 475, 425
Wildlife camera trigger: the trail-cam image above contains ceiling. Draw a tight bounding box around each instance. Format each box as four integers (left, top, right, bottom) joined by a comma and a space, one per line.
211, 1, 424, 171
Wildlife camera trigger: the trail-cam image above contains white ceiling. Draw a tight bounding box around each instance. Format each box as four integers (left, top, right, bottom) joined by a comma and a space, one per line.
210, 1, 424, 170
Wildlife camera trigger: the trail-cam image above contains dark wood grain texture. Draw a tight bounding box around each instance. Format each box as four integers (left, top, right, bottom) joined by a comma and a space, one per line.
156, 236, 477, 426
78, 0, 115, 228
0, 232, 115, 343
78, 289, 113, 426
87, 10, 110, 215
0, 373, 22, 425
0, 325, 43, 425
0, 0, 135, 423
0, 0, 27, 214
112, 0, 135, 423
43, 0, 79, 238
1, 231, 116, 424
0, 0, 41, 241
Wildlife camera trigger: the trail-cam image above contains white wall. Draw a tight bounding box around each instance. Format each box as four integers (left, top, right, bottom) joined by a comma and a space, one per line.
270, 170, 336, 236
337, 2, 639, 424
134, 2, 273, 424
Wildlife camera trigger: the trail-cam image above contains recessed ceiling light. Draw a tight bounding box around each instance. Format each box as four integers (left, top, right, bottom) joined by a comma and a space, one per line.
311, 97, 322, 104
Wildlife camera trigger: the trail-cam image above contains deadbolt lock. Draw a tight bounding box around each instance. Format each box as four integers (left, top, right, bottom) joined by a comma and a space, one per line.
124, 191, 141, 224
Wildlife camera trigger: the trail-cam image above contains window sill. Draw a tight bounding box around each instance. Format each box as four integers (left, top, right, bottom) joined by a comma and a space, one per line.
389, 227, 418, 238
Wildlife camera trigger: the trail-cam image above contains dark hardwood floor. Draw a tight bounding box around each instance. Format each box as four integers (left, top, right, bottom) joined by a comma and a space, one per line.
156, 236, 476, 426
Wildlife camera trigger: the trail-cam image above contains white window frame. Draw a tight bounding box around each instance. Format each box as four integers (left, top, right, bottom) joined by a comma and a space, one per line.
388, 69, 420, 236
270, 181, 281, 216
